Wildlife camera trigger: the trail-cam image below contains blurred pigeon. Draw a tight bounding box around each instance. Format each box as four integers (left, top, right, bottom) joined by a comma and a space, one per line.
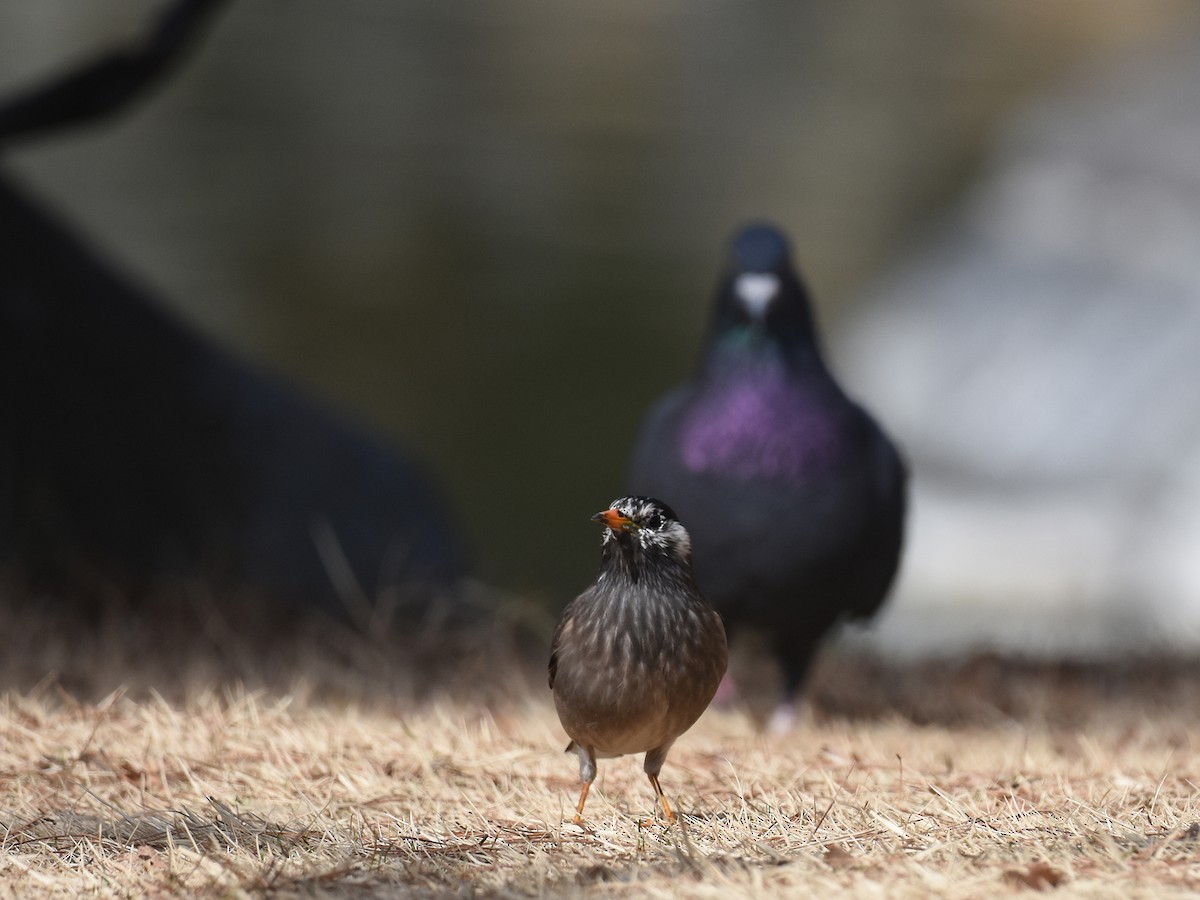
628, 224, 906, 729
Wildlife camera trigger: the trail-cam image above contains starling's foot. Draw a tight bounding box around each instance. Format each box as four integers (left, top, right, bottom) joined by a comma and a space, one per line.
646, 772, 676, 823
567, 817, 596, 834
637, 811, 676, 828
570, 780, 593, 825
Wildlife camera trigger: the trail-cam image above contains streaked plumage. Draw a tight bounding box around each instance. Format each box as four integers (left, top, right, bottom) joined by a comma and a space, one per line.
548, 496, 727, 823
628, 224, 907, 728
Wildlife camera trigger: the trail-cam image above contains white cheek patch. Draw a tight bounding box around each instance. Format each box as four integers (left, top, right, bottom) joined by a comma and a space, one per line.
673, 530, 692, 562
659, 523, 691, 562
734, 273, 779, 318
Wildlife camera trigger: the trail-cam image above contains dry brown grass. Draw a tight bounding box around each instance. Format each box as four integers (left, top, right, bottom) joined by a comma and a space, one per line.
1, 598, 1200, 897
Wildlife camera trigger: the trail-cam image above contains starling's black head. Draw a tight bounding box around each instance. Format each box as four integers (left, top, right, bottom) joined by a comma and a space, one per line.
709, 222, 818, 354
592, 495, 692, 572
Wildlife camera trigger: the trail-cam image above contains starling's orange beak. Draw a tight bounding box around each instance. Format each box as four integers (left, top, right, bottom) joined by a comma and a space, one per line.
592, 509, 640, 532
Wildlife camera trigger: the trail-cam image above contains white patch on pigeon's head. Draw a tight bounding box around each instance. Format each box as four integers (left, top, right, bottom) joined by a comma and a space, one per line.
734, 273, 780, 319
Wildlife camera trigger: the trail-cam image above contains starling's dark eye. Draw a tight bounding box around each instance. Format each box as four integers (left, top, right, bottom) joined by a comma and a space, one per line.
645, 513, 663, 530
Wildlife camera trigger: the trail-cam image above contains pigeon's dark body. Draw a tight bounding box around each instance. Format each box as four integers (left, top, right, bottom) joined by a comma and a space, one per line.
549, 496, 727, 823
628, 225, 906, 714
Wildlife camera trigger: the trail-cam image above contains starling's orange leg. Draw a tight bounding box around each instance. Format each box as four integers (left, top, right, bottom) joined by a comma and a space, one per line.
647, 773, 676, 821
573, 780, 592, 824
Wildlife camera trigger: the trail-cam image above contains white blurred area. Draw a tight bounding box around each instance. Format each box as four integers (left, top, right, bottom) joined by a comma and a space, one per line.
838, 25, 1200, 658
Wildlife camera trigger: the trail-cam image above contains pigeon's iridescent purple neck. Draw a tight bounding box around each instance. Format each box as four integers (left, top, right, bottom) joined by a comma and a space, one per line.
679, 348, 840, 481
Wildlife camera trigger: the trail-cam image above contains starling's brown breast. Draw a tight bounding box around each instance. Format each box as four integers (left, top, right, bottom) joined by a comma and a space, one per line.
550, 576, 727, 758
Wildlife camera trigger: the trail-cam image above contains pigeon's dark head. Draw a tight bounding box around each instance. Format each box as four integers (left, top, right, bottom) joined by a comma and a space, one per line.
709, 222, 818, 353
592, 495, 693, 577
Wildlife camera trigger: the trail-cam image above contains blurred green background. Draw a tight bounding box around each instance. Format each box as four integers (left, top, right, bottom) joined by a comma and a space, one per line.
0, 0, 1190, 604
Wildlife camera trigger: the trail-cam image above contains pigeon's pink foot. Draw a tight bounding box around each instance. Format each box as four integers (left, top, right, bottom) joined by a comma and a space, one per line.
712, 671, 738, 706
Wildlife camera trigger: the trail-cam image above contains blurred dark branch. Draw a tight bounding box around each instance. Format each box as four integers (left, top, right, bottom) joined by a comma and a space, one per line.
0, 0, 230, 145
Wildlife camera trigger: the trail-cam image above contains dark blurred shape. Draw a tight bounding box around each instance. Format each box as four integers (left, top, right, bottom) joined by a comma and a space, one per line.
0, 0, 466, 621
0, 0, 228, 144
838, 24, 1200, 656
629, 224, 906, 727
